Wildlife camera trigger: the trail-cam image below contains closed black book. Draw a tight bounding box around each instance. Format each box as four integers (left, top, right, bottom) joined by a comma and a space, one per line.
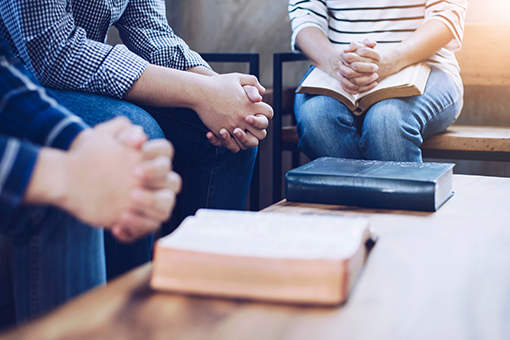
285, 157, 455, 212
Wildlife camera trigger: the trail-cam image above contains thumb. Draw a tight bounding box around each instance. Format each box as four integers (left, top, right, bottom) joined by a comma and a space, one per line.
362, 38, 377, 48
95, 116, 133, 136
243, 85, 263, 103
238, 74, 265, 94
344, 41, 363, 53
118, 125, 147, 149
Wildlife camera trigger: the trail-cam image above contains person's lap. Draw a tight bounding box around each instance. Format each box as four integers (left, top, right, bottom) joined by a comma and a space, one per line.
46, 88, 256, 277
0, 206, 105, 327
294, 66, 459, 162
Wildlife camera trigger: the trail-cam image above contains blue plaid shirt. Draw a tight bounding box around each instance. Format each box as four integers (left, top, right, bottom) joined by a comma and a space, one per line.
0, 0, 209, 98
0, 40, 88, 215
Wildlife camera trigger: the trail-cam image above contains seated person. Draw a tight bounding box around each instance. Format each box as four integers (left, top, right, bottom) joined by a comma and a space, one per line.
0, 40, 180, 328
0, 0, 273, 279
288, 0, 467, 162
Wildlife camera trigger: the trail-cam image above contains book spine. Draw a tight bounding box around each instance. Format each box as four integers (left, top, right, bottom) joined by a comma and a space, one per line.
285, 174, 437, 211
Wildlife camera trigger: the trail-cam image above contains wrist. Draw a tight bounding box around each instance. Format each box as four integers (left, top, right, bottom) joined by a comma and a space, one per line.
187, 66, 218, 76
317, 49, 343, 80
69, 128, 93, 151
24, 148, 69, 208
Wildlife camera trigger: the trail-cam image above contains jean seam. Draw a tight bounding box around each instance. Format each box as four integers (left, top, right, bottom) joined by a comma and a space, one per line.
204, 147, 219, 208
29, 234, 39, 320
420, 100, 457, 138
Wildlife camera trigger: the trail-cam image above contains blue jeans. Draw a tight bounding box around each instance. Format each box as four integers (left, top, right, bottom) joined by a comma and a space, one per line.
294, 66, 460, 162
1, 84, 255, 326
46, 89, 256, 279
0, 206, 105, 326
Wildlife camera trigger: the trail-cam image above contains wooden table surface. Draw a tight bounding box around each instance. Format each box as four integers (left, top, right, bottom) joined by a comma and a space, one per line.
2, 175, 510, 340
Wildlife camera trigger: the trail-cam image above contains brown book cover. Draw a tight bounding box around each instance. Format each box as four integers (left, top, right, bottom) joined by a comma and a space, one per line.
151, 209, 375, 305
297, 62, 431, 115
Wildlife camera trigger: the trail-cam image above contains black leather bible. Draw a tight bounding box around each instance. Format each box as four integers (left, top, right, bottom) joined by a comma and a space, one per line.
285, 157, 455, 212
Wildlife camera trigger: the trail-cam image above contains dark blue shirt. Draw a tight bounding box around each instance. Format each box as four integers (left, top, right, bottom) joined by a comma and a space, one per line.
0, 39, 88, 213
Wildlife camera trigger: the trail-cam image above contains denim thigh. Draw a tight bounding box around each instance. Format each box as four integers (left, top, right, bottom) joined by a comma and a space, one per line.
5, 207, 105, 325
294, 65, 459, 162
47, 90, 255, 274
361, 66, 459, 161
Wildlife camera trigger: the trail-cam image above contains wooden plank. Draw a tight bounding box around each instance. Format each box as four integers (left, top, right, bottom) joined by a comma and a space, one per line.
283, 125, 510, 155
456, 24, 510, 86
3, 175, 510, 340
420, 125, 510, 153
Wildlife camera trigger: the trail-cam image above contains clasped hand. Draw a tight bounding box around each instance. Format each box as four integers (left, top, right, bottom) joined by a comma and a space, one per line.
66, 117, 181, 243
334, 39, 398, 95
195, 73, 274, 153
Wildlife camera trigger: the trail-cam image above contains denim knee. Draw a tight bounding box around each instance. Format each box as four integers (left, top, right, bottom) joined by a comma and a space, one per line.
361, 100, 423, 161
295, 93, 362, 159
47, 89, 165, 140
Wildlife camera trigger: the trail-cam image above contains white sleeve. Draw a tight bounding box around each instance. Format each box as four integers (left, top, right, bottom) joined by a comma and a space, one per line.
425, 0, 468, 51
288, 0, 330, 51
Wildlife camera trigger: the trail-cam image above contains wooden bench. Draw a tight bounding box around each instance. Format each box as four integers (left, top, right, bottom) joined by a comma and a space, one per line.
270, 24, 510, 203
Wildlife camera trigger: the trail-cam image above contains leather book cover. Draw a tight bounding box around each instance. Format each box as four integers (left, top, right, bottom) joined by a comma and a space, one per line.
285, 157, 454, 211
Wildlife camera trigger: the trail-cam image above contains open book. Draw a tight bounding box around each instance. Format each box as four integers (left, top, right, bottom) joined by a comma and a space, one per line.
297, 62, 431, 115
151, 209, 375, 305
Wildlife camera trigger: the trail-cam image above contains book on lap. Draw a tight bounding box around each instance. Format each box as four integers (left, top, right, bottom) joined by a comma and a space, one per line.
151, 209, 375, 306
297, 62, 431, 115
285, 157, 454, 212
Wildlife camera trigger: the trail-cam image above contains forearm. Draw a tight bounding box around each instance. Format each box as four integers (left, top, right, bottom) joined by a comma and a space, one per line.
295, 27, 341, 77
124, 64, 213, 110
188, 66, 218, 76
23, 148, 67, 207
384, 20, 454, 74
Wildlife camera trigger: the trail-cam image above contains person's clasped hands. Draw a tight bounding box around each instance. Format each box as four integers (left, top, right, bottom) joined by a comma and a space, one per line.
204, 75, 274, 153
330, 38, 401, 95
65, 117, 181, 243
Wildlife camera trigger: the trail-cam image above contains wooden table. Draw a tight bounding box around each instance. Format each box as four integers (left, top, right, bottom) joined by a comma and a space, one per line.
2, 175, 510, 340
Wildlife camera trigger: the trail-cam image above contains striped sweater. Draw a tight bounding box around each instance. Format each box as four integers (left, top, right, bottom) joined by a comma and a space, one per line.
289, 0, 468, 112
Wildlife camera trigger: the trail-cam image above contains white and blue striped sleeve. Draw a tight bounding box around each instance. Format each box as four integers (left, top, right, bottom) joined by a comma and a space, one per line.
288, 0, 330, 51
425, 0, 468, 51
0, 135, 39, 210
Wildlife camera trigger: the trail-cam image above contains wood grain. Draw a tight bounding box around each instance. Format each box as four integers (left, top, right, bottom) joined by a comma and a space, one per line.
421, 125, 510, 153
2, 175, 510, 340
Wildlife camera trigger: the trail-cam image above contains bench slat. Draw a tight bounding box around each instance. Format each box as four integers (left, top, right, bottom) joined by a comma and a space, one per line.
421, 125, 510, 153
282, 125, 510, 154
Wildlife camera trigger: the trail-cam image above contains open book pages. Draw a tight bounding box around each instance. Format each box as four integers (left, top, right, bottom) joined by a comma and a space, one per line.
297, 62, 431, 114
158, 209, 371, 259
151, 209, 374, 305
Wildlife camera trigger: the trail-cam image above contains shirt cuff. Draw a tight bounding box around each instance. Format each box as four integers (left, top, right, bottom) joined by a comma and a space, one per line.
0, 139, 39, 210
82, 44, 149, 98
27, 105, 89, 150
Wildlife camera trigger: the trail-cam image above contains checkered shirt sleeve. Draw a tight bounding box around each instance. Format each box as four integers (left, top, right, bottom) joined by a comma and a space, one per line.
117, 0, 210, 70
0, 1, 207, 99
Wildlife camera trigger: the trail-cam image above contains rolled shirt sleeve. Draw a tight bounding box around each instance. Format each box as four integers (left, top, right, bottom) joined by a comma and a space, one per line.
115, 0, 210, 71
0, 1, 148, 98
0, 0, 211, 99
288, 0, 330, 51
425, 0, 468, 51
